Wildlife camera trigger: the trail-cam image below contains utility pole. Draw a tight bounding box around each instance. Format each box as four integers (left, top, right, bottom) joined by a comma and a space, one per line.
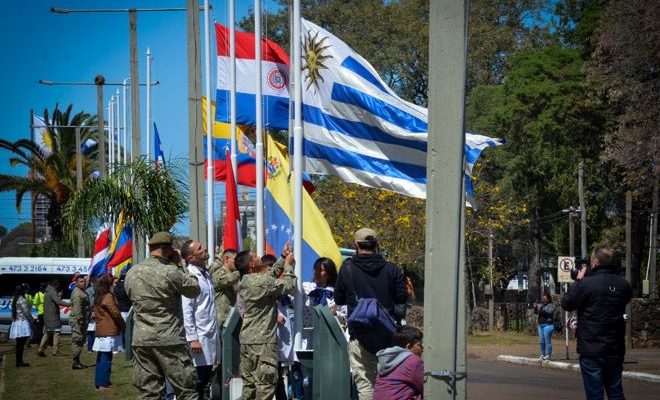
75, 126, 84, 257
578, 162, 587, 257
650, 178, 658, 299
128, 9, 143, 265
187, 0, 207, 246
625, 191, 632, 349
563, 206, 578, 360
488, 231, 494, 331
95, 75, 106, 178
425, 1, 467, 398
569, 207, 575, 258
129, 9, 141, 163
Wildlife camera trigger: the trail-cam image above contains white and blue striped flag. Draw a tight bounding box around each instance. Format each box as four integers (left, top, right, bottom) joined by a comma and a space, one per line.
464, 133, 505, 207
300, 19, 503, 202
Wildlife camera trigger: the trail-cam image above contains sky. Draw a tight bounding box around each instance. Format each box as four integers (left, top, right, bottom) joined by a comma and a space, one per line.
0, 0, 282, 236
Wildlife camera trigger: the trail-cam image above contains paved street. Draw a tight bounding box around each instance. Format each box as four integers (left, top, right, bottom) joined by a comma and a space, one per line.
468, 360, 659, 399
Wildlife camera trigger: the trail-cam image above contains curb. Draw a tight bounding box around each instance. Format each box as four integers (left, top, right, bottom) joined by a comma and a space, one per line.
497, 355, 660, 384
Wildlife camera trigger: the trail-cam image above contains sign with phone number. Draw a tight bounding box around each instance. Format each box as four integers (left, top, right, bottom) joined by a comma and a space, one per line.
0, 265, 91, 274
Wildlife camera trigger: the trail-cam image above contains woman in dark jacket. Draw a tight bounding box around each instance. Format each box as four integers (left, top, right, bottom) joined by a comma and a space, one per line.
92, 274, 125, 391
534, 291, 555, 360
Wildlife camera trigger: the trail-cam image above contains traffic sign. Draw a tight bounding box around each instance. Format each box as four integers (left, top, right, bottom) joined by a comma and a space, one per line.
557, 256, 574, 283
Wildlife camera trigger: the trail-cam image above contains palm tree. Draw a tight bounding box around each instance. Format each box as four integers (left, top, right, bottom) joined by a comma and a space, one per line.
0, 104, 99, 240
63, 157, 188, 245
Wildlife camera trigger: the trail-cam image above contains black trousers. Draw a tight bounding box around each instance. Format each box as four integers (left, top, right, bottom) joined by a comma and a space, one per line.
195, 365, 214, 400
15, 337, 28, 365
32, 315, 44, 344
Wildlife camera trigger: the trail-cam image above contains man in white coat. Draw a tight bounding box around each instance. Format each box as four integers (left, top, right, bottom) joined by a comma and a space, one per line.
181, 240, 220, 400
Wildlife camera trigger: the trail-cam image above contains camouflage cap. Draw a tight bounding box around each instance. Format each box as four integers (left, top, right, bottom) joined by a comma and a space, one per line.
355, 227, 378, 242
148, 231, 173, 246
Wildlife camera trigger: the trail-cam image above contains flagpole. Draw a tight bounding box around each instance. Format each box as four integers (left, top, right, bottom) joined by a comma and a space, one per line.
108, 99, 114, 173
229, 0, 237, 179
204, 0, 215, 260
122, 78, 128, 163
255, 0, 264, 256
115, 89, 121, 165
146, 47, 152, 164
292, 0, 304, 353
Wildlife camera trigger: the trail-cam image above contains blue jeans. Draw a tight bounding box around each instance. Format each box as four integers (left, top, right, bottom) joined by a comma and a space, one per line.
579, 355, 625, 400
289, 362, 304, 399
537, 323, 554, 358
95, 351, 113, 388
87, 331, 95, 352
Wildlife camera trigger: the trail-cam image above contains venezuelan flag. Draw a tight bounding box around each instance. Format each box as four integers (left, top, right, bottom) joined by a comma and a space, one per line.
265, 135, 342, 281
106, 214, 133, 277
202, 97, 256, 187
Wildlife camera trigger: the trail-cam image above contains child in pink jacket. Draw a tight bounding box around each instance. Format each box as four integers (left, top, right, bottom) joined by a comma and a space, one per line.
373, 325, 424, 400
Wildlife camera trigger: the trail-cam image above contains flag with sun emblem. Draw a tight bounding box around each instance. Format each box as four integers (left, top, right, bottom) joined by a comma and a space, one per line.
299, 19, 429, 198
299, 19, 504, 204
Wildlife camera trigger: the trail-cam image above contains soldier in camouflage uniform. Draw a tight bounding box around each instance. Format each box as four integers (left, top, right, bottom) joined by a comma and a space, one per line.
235, 247, 296, 400
209, 248, 239, 329
69, 274, 89, 370
125, 232, 201, 400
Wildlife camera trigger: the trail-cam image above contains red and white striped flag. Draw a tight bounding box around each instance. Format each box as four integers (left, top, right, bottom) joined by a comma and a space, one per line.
89, 226, 111, 277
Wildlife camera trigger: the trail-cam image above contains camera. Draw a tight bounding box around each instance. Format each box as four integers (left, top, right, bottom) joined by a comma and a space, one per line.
570, 256, 591, 280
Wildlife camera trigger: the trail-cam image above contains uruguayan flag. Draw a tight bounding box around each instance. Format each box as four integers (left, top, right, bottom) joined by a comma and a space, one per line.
464, 133, 505, 207
300, 19, 502, 201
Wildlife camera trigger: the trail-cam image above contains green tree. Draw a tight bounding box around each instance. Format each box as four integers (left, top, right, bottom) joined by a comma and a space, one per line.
554, 0, 610, 56
588, 0, 658, 192
0, 104, 98, 241
469, 46, 610, 301
242, 0, 544, 105
587, 0, 659, 294
63, 158, 188, 245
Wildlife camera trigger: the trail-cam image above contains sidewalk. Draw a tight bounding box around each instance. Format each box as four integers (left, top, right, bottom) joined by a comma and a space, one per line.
468, 334, 660, 384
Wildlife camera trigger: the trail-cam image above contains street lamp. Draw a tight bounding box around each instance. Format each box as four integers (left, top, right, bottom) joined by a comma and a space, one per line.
50, 5, 199, 166
37, 78, 159, 175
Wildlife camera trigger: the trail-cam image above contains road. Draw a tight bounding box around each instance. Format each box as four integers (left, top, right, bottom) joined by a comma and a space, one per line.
467, 360, 658, 399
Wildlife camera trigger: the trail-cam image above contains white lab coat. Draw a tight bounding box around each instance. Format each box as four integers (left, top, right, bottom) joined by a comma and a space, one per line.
182, 264, 221, 366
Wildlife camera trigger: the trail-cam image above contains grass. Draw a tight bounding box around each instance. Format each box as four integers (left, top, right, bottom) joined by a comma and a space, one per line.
0, 331, 563, 398
467, 330, 540, 346
1, 337, 138, 400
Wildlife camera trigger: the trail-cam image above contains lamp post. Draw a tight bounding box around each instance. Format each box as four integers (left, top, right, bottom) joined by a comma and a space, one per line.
38, 79, 159, 170
488, 231, 495, 331
561, 206, 581, 360
51, 6, 197, 160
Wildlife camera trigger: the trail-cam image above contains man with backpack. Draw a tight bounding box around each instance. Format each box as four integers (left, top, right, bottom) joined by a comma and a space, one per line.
335, 227, 408, 400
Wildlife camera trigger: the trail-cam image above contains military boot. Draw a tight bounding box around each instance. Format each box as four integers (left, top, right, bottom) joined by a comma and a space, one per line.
72, 357, 86, 370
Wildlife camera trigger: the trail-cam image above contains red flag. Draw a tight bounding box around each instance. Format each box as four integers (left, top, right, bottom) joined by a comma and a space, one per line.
223, 150, 242, 251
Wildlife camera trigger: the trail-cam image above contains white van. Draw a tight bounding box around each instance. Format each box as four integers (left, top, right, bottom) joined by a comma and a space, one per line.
0, 257, 91, 334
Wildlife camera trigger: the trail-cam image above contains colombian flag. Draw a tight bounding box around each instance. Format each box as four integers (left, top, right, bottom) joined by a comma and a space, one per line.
106, 214, 133, 277
202, 97, 257, 187
265, 135, 342, 281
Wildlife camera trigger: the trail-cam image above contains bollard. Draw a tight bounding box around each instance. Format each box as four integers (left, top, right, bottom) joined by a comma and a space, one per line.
220, 307, 242, 400
312, 305, 350, 399
124, 308, 133, 361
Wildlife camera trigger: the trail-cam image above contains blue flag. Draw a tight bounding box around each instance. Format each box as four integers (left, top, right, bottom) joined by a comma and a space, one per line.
154, 122, 166, 168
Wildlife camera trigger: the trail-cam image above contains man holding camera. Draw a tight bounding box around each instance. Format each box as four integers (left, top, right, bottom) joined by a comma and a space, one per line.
561, 247, 632, 400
